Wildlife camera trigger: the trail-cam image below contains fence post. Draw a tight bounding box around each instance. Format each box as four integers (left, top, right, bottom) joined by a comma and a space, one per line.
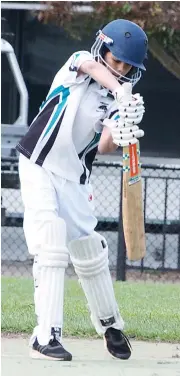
116, 169, 126, 281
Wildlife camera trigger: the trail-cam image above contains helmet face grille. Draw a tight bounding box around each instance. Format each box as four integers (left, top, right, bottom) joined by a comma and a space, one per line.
91, 34, 142, 88
98, 55, 142, 87
91, 35, 104, 59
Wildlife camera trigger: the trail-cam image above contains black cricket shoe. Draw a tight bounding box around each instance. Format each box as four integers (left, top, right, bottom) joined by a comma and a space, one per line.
30, 328, 72, 361
104, 327, 132, 360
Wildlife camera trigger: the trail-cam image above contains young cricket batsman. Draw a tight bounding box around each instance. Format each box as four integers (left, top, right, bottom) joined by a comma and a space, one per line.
17, 19, 147, 361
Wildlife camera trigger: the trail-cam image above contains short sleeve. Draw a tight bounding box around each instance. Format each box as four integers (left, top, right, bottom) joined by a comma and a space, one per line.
69, 51, 94, 72
67, 50, 94, 84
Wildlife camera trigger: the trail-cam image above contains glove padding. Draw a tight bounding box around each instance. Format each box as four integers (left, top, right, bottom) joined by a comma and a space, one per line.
119, 94, 145, 125
113, 89, 145, 125
103, 118, 144, 147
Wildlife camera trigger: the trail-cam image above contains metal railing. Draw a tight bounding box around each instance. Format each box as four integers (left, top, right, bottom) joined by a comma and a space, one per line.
1, 157, 180, 281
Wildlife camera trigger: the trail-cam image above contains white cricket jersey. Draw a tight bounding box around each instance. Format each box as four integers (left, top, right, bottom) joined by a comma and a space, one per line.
17, 51, 120, 184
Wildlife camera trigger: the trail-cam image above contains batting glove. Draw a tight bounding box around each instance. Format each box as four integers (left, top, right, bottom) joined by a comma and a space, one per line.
103, 118, 144, 147
113, 88, 145, 126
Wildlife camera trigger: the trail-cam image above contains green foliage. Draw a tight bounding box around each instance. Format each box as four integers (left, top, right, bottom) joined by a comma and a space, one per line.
35, 2, 180, 35
33, 1, 180, 70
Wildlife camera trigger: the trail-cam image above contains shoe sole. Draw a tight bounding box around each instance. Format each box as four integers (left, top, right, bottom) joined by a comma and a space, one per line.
103, 336, 131, 360
30, 349, 72, 361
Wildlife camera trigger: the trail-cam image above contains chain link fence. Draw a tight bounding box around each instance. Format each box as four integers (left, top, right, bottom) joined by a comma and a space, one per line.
1, 157, 180, 282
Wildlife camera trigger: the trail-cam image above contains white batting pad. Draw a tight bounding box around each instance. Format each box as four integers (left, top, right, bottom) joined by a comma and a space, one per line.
68, 232, 124, 334
33, 218, 69, 345
32, 254, 40, 322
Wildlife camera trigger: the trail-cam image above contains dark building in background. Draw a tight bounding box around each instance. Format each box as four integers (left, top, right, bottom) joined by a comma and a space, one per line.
1, 8, 180, 157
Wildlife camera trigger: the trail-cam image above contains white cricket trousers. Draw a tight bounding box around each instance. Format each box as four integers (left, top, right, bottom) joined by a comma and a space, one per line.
19, 154, 98, 254
19, 154, 124, 343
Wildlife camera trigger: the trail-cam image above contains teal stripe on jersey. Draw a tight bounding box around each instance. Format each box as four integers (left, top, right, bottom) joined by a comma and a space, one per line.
84, 132, 101, 156
42, 86, 70, 139
90, 132, 101, 149
74, 53, 80, 59
40, 85, 70, 111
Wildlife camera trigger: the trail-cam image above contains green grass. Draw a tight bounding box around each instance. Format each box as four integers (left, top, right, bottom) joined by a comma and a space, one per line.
1, 277, 180, 342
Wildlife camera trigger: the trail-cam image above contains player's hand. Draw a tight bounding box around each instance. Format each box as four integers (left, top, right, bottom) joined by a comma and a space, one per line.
119, 93, 145, 125
103, 118, 144, 147
113, 89, 145, 125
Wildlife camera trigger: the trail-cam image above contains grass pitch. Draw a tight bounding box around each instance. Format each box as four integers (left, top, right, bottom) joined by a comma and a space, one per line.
1, 277, 180, 341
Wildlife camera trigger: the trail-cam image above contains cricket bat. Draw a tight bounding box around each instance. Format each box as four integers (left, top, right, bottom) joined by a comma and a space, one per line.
121, 83, 146, 261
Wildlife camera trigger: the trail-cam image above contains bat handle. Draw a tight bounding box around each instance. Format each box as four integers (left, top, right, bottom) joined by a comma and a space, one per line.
122, 82, 132, 101
118, 83, 132, 128
121, 84, 140, 149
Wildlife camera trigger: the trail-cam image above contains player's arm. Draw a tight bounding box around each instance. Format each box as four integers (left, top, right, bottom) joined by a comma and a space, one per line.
79, 60, 124, 100
98, 126, 118, 154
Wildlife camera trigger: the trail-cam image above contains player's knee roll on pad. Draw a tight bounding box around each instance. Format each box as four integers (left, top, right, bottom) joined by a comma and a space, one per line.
34, 218, 69, 346
68, 232, 124, 334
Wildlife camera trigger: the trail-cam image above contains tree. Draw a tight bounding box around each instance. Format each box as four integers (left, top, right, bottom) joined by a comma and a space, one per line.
34, 1, 180, 79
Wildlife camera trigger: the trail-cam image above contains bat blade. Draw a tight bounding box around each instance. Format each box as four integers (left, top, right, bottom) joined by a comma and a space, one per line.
122, 141, 146, 261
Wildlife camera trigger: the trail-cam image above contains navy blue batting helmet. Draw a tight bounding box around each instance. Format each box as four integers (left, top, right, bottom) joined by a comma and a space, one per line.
101, 19, 148, 70
91, 19, 148, 86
